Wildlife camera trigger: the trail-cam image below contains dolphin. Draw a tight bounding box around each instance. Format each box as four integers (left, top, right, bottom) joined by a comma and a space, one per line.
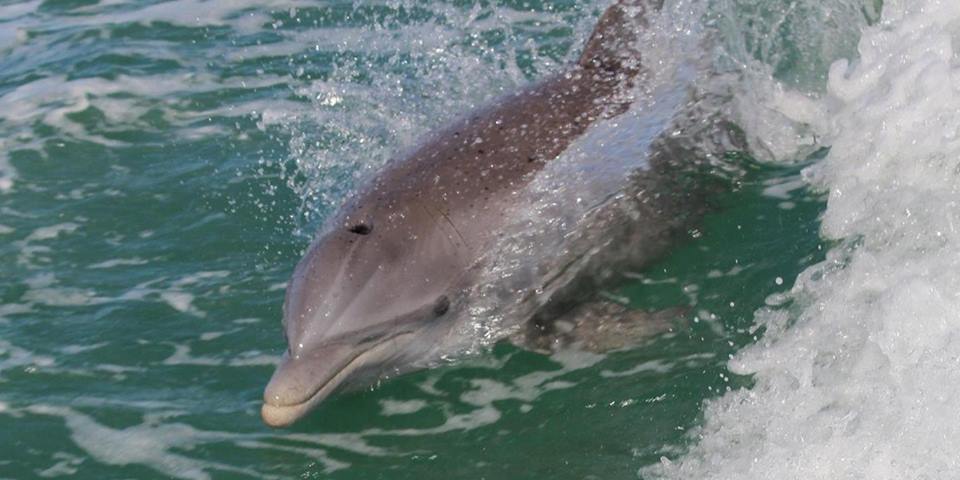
262, 0, 744, 427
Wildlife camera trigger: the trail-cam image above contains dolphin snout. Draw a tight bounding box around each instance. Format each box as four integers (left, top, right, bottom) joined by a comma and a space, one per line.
261, 332, 417, 427
263, 354, 314, 407
261, 348, 349, 428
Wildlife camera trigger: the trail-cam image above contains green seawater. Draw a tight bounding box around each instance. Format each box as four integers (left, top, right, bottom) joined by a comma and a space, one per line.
0, 0, 860, 478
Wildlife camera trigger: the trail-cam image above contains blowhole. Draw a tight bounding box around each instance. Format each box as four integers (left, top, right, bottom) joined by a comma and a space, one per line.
348, 223, 373, 235
433, 295, 450, 317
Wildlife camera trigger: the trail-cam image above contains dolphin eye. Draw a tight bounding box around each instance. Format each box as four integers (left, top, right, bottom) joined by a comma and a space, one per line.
348, 222, 373, 235
433, 295, 450, 317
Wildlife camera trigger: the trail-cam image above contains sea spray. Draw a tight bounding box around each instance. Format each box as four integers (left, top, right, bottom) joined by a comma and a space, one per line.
649, 1, 960, 477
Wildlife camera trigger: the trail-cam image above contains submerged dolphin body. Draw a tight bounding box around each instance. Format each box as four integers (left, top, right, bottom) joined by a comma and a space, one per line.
262, 0, 744, 427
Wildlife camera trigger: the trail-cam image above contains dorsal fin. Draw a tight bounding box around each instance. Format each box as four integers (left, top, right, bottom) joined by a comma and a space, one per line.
577, 0, 663, 75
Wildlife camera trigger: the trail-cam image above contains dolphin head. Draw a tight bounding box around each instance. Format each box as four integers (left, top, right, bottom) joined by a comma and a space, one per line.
261, 196, 470, 427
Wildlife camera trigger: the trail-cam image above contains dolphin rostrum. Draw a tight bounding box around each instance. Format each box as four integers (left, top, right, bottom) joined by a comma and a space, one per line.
262, 0, 744, 427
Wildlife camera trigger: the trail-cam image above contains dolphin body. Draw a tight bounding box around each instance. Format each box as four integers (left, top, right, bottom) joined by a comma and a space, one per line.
262, 0, 744, 427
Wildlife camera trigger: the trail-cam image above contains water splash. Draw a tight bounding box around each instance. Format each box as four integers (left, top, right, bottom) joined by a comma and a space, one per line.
649, 1, 960, 477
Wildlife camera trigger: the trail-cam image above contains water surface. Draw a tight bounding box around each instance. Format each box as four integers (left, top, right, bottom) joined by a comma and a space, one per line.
5, 1, 942, 479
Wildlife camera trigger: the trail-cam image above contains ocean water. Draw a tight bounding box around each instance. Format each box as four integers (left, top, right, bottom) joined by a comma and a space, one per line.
3, 0, 954, 478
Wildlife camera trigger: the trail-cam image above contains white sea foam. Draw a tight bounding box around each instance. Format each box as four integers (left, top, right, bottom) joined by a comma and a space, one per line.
0, 303, 30, 324
600, 358, 673, 378
374, 404, 503, 437
159, 291, 200, 316
21, 272, 110, 307
199, 331, 227, 341
448, 350, 603, 425
7, 400, 386, 476
87, 258, 149, 269
17, 0, 308, 35
162, 344, 221, 366
0, 340, 56, 378
342, 354, 602, 441
162, 343, 279, 367
170, 271, 230, 288
0, 0, 40, 21
60, 343, 108, 355
37, 452, 83, 478
149, 271, 231, 316
25, 222, 79, 241
0, 67, 295, 191
232, 317, 262, 324
379, 399, 430, 416
0, 146, 14, 193
282, 431, 392, 458
649, 1, 960, 477
233, 441, 350, 474
760, 175, 807, 200
20, 406, 286, 479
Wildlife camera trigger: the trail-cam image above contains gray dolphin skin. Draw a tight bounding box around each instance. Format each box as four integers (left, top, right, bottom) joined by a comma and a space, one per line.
262, 0, 743, 428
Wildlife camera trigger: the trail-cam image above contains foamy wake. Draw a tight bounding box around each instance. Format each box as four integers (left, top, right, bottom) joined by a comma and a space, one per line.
649, 1, 960, 477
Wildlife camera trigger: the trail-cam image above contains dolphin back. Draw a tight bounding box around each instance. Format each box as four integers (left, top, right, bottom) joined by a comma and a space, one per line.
262, 0, 749, 427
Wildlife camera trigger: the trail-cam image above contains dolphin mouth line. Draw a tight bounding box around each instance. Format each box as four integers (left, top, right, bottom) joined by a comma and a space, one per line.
261, 331, 415, 428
